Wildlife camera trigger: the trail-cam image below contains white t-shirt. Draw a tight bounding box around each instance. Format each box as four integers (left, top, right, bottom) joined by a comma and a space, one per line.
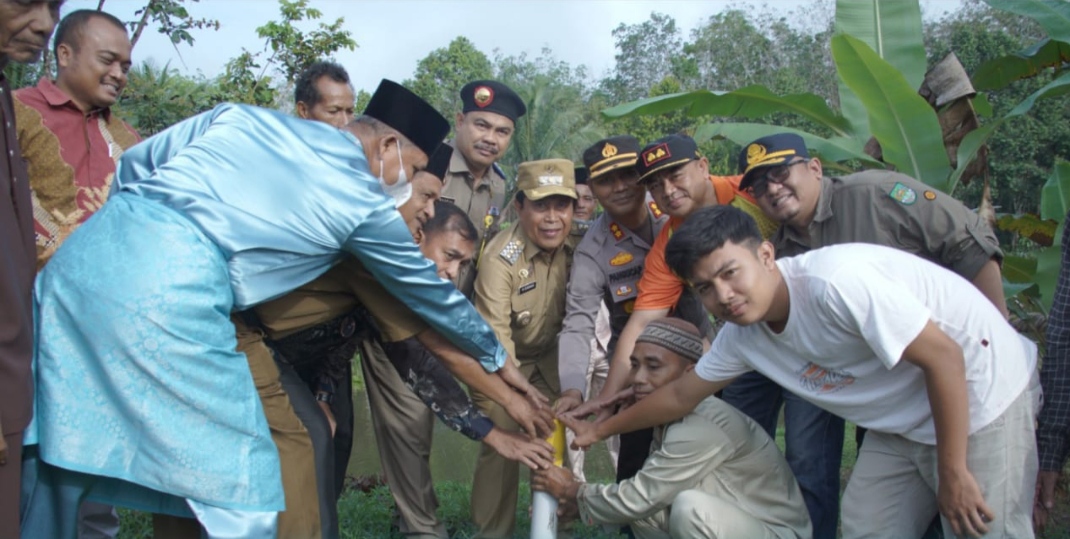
696, 243, 1037, 444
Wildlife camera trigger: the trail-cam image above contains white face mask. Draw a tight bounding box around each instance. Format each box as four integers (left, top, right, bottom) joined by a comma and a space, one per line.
379, 140, 412, 208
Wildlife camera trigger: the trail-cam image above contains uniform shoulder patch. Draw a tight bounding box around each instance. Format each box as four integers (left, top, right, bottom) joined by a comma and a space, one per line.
648, 201, 663, 218
498, 240, 523, 265
888, 182, 917, 205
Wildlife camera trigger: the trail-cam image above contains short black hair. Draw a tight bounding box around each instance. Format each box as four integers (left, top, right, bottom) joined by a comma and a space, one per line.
294, 61, 351, 106
424, 200, 477, 243
54, 9, 127, 57
665, 206, 762, 281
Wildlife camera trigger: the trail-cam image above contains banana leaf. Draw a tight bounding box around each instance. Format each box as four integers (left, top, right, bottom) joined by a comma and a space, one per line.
982, 0, 1070, 44
973, 38, 1070, 91
832, 34, 951, 189
1041, 161, 1070, 221
834, 0, 927, 139
601, 86, 853, 138
950, 70, 1070, 193
693, 122, 884, 168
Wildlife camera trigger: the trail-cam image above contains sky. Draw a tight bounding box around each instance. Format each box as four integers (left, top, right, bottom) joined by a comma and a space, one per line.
75, 0, 967, 95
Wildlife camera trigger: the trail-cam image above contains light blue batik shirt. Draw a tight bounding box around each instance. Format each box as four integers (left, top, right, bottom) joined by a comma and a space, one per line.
112, 103, 505, 370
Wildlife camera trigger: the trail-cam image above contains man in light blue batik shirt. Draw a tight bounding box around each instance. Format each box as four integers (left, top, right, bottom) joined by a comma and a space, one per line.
20, 80, 537, 539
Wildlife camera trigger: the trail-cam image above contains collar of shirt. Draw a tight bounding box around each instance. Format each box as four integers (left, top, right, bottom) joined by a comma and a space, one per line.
36, 77, 111, 119
447, 143, 504, 190
772, 175, 835, 252
600, 205, 666, 248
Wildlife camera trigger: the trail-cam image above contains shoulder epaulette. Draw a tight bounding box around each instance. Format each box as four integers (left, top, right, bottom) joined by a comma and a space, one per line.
498, 239, 523, 265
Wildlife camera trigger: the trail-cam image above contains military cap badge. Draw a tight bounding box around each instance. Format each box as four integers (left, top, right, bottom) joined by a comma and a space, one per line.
746, 143, 767, 167
602, 142, 619, 158
474, 85, 494, 108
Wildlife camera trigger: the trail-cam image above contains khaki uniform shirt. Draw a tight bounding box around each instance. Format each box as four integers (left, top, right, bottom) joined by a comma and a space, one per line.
558, 203, 667, 394
774, 170, 1002, 279
254, 257, 427, 343
578, 396, 812, 539
474, 222, 576, 391
440, 145, 507, 296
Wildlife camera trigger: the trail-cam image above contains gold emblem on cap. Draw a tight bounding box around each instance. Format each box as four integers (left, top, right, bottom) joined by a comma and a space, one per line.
644, 147, 666, 164
474, 86, 493, 107
746, 143, 767, 167
602, 143, 619, 158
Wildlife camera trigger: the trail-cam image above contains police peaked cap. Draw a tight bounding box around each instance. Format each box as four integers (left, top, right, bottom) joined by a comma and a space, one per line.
583, 135, 641, 179
460, 80, 527, 123
425, 143, 453, 182
738, 133, 811, 190
363, 79, 450, 158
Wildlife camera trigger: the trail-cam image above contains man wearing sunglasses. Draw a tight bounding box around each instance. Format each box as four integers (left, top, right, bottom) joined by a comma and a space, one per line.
739, 133, 1006, 318
737, 132, 1007, 537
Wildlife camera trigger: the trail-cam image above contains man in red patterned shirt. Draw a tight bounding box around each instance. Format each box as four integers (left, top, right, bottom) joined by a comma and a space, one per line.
15, 9, 139, 270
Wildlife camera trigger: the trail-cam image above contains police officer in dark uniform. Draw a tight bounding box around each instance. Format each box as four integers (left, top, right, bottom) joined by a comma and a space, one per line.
441, 80, 526, 296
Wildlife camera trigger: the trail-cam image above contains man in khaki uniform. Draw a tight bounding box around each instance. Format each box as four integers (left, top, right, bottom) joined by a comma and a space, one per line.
441, 80, 525, 296
471, 158, 579, 538
542, 319, 812, 539
248, 145, 553, 539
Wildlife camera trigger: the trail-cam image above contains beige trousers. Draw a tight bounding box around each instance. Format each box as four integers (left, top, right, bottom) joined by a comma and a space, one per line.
841, 376, 1040, 539
360, 338, 447, 539
470, 353, 559, 539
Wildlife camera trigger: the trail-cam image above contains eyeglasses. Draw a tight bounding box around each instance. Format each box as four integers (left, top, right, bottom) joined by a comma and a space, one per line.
747, 159, 809, 198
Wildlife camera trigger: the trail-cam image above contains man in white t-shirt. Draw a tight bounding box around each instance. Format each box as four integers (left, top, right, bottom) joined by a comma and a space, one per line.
564, 205, 1039, 539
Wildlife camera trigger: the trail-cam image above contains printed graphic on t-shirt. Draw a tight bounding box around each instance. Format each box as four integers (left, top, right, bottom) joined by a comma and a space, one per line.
796, 362, 855, 394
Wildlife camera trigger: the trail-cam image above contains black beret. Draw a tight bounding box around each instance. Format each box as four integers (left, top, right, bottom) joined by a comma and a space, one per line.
363, 79, 449, 158
460, 80, 526, 123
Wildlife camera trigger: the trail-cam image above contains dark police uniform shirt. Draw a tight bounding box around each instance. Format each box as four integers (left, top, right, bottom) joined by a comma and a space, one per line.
557, 202, 667, 394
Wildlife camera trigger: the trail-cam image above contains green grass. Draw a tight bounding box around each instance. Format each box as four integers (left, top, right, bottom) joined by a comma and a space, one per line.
115, 423, 1070, 538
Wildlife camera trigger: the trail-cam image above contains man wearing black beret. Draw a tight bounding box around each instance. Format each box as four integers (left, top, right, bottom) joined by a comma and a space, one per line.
441, 80, 527, 297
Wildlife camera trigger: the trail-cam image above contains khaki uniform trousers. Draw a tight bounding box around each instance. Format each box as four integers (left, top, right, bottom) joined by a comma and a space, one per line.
470, 351, 559, 539
360, 338, 447, 539
235, 324, 322, 539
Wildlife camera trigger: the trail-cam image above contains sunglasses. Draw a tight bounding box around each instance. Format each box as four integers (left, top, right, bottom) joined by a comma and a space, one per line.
747, 159, 810, 198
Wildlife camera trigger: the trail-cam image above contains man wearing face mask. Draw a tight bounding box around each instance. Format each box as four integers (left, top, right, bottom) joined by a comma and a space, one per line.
21, 80, 531, 539
247, 145, 553, 539
441, 80, 525, 297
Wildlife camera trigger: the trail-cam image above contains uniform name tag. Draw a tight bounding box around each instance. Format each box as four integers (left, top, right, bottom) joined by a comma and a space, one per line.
440, 196, 456, 205
519, 282, 537, 295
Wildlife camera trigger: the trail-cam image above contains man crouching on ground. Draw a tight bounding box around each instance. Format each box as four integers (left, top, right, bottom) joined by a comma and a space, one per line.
538, 318, 812, 539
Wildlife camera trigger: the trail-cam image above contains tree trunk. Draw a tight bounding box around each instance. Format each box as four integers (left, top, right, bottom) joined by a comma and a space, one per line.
129, 0, 157, 51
